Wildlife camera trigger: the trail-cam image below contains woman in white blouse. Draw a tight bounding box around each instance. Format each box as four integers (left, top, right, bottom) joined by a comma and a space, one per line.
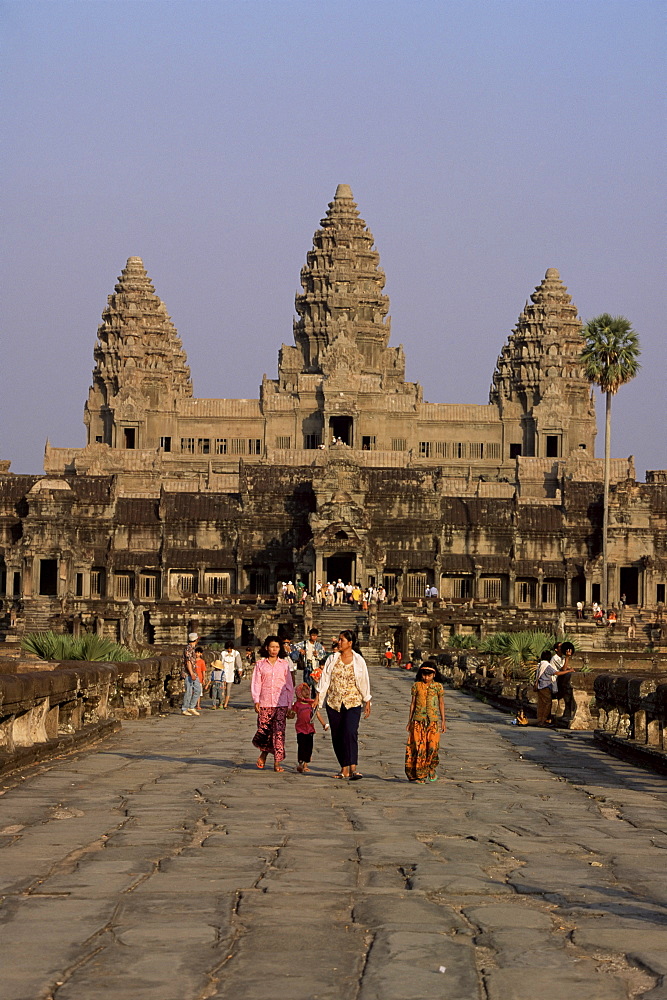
314, 630, 371, 780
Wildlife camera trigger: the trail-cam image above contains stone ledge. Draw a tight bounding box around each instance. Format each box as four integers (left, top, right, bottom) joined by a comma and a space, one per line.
0, 718, 121, 778
593, 730, 667, 776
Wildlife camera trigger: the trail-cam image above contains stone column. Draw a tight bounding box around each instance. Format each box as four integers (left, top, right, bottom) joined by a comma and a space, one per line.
565, 574, 573, 608
607, 563, 616, 607
23, 556, 35, 598
508, 569, 516, 608
59, 556, 68, 599
536, 568, 544, 608
315, 551, 324, 587
473, 564, 482, 600
355, 552, 365, 587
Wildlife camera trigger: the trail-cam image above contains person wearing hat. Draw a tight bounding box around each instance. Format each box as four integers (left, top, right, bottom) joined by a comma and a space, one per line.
182, 632, 201, 716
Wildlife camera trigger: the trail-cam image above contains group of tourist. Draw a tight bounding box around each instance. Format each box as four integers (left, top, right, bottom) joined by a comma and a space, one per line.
250, 629, 372, 777
180, 627, 448, 784
278, 580, 387, 608
313, 581, 387, 607
533, 641, 577, 727
181, 633, 244, 716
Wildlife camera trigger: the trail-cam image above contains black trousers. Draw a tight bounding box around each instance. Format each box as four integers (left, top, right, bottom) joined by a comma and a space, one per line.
326, 704, 362, 768
296, 732, 314, 763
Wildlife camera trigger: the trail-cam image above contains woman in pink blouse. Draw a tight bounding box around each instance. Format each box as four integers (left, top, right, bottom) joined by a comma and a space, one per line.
251, 635, 295, 772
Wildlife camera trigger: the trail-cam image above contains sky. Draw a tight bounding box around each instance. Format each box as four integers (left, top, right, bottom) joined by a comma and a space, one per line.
1, 0, 664, 479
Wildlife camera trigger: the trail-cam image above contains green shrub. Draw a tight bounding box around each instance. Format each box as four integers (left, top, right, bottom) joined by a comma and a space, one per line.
448, 633, 479, 649
21, 632, 150, 662
478, 630, 580, 680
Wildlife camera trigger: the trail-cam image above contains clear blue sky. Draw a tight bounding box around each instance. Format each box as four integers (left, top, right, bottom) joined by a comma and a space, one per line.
1, 0, 664, 477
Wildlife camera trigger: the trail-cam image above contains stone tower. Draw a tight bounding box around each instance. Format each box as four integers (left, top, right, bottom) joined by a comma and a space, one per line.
490, 268, 596, 459
84, 257, 192, 451
265, 184, 418, 450
287, 184, 405, 384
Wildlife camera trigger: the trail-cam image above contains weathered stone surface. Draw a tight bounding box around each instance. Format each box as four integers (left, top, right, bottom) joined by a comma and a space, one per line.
0, 672, 665, 999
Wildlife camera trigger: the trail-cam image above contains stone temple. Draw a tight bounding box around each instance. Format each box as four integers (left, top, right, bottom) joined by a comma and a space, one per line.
0, 185, 665, 641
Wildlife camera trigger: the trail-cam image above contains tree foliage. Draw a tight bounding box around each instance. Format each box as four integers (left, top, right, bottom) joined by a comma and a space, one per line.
478, 631, 580, 680
21, 632, 151, 662
580, 314, 640, 395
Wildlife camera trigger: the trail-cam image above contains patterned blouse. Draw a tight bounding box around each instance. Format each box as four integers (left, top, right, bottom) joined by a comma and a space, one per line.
182, 643, 197, 678
411, 681, 444, 725
326, 657, 363, 712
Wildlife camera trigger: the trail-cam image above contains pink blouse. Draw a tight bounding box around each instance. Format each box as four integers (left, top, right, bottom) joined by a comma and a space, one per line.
251, 657, 294, 707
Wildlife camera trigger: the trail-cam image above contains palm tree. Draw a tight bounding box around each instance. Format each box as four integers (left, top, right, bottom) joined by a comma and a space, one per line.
580, 315, 641, 607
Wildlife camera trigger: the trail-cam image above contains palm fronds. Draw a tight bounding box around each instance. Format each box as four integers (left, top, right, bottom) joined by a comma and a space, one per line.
21, 632, 151, 662
580, 314, 641, 395
448, 633, 479, 649
478, 630, 579, 680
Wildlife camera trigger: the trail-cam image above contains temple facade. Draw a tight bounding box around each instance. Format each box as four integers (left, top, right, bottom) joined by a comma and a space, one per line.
1, 185, 664, 640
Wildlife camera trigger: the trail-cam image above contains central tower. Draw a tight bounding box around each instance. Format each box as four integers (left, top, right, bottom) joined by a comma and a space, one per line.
292, 183, 399, 378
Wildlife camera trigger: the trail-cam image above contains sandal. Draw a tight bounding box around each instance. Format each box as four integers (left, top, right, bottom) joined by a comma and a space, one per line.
256, 756, 266, 769
333, 772, 348, 779
349, 772, 363, 781
274, 765, 284, 772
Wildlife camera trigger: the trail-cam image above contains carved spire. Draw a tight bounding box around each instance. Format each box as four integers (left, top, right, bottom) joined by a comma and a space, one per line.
91, 256, 192, 401
490, 268, 588, 409
293, 185, 394, 375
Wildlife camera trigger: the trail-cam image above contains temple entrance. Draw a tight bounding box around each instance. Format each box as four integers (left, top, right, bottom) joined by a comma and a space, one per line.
571, 575, 586, 604
329, 416, 353, 446
619, 566, 639, 605
39, 559, 58, 596
325, 553, 355, 585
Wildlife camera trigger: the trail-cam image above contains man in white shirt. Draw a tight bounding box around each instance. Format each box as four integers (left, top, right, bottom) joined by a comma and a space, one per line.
221, 640, 243, 709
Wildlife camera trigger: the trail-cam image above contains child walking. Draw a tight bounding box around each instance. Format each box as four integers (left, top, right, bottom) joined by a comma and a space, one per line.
208, 652, 225, 709
290, 682, 318, 773
405, 661, 446, 783
194, 646, 207, 711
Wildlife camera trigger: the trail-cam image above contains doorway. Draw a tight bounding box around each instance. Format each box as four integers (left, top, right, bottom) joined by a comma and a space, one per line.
619, 566, 639, 605
325, 553, 355, 585
571, 575, 586, 604
329, 416, 353, 446
39, 559, 58, 596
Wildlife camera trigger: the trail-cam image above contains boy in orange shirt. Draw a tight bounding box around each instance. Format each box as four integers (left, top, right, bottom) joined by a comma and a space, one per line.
195, 646, 206, 710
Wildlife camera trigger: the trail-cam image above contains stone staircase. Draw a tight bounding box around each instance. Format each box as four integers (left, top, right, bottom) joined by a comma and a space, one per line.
22, 598, 64, 635
559, 608, 663, 651
311, 605, 380, 664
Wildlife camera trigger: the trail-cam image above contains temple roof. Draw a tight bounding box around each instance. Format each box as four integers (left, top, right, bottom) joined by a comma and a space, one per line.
290, 185, 399, 379
490, 268, 589, 408
92, 257, 192, 400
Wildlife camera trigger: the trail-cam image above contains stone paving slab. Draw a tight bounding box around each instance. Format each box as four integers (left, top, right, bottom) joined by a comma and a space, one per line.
0, 669, 665, 999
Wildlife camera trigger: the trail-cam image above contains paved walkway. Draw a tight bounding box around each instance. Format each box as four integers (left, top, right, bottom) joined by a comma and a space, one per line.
1, 668, 666, 1000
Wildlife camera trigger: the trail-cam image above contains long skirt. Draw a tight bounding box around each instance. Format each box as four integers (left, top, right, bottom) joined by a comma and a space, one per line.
252, 706, 288, 761
405, 720, 440, 781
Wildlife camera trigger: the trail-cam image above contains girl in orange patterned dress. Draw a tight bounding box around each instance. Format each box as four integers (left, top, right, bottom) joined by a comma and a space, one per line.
405, 661, 446, 783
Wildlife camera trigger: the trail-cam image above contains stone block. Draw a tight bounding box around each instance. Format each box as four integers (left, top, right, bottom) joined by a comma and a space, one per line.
484, 968, 628, 1000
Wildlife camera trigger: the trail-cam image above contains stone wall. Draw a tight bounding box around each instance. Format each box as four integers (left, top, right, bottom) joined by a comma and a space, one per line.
593, 673, 667, 773
438, 650, 601, 730
0, 655, 182, 776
